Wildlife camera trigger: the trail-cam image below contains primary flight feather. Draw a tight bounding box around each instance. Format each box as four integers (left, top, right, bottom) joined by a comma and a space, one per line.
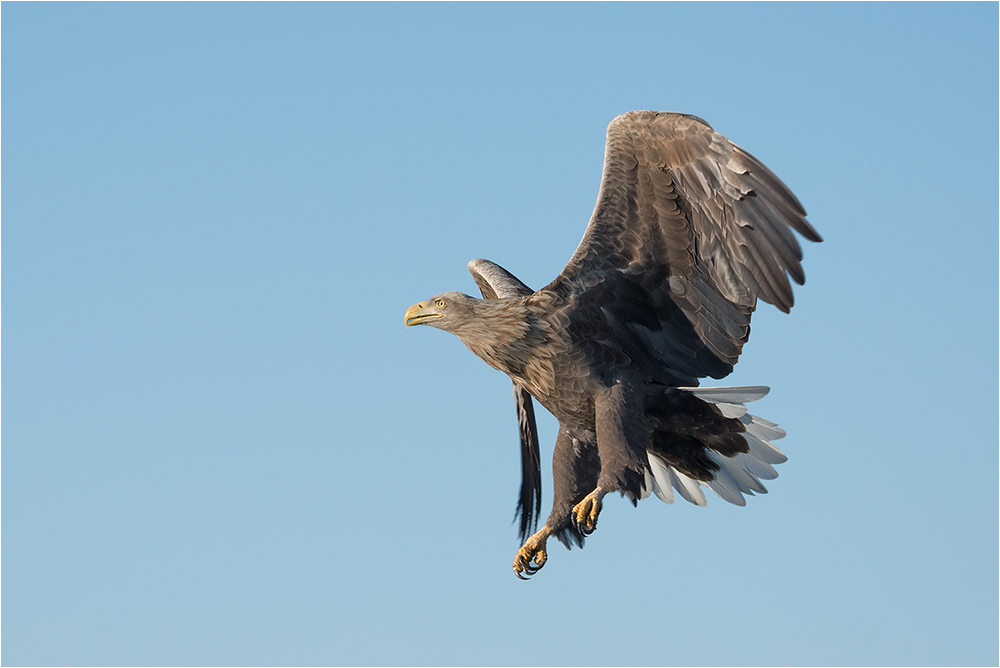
404, 111, 821, 578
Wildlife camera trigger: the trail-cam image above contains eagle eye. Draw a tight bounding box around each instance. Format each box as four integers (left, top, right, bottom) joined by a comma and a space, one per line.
435, 299, 447, 309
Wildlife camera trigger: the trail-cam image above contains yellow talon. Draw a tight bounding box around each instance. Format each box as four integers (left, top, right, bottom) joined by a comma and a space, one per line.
513, 527, 551, 579
572, 489, 605, 533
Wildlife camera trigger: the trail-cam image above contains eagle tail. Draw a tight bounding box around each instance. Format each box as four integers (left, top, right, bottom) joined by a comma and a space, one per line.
641, 386, 787, 508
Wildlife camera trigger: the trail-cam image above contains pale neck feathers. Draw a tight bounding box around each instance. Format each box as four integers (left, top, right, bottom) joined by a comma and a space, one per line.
453, 297, 551, 377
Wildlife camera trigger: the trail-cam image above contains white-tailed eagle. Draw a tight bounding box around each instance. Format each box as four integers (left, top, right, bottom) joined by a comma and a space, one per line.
404, 111, 821, 578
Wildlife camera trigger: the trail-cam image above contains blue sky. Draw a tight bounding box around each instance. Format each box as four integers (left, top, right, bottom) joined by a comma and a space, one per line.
3, 3, 997, 666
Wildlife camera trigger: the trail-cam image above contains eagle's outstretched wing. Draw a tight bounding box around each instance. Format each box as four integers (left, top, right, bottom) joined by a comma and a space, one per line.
547, 111, 822, 382
468, 259, 542, 543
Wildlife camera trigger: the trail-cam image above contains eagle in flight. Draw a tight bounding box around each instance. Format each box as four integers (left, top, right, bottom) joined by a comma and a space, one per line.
404, 111, 821, 578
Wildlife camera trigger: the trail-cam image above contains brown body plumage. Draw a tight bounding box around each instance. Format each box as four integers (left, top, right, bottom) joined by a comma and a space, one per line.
405, 111, 821, 578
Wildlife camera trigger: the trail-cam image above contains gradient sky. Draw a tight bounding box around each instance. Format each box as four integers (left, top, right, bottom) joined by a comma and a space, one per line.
3, 3, 997, 666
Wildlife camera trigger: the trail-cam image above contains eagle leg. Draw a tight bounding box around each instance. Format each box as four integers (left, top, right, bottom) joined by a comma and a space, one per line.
587, 378, 649, 515
513, 426, 601, 579
512, 526, 550, 580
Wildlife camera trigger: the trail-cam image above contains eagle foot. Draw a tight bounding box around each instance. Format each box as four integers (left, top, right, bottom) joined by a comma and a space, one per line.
572, 489, 604, 535
513, 529, 550, 580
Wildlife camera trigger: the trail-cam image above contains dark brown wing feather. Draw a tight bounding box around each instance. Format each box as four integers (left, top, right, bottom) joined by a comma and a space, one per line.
547, 111, 821, 378
512, 382, 542, 542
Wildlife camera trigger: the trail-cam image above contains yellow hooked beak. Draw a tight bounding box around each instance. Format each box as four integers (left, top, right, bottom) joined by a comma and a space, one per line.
404, 302, 444, 327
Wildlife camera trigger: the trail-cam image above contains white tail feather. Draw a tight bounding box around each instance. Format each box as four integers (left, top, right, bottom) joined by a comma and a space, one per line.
681, 386, 770, 403
741, 415, 787, 442
713, 402, 748, 418
735, 451, 779, 481
647, 454, 676, 504
705, 467, 748, 506
643, 385, 790, 508
744, 432, 788, 465
710, 451, 768, 495
668, 468, 707, 507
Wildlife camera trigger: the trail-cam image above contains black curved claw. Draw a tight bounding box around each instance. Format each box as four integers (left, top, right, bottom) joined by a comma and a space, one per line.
522, 563, 541, 579
573, 517, 597, 536
513, 555, 529, 580
513, 554, 544, 580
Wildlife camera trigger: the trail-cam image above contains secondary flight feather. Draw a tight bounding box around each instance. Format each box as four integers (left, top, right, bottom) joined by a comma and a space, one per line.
404, 111, 821, 578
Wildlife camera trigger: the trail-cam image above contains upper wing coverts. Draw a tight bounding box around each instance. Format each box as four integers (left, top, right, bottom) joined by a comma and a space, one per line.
551, 111, 820, 375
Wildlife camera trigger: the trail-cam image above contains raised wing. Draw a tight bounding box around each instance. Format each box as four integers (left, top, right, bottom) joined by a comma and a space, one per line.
548, 111, 821, 379
467, 259, 542, 542
468, 258, 533, 301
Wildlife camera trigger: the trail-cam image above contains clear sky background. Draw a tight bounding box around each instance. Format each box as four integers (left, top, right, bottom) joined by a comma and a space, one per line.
3, 3, 997, 666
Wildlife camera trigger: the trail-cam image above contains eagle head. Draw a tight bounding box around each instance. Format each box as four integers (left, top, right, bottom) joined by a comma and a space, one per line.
403, 292, 476, 332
